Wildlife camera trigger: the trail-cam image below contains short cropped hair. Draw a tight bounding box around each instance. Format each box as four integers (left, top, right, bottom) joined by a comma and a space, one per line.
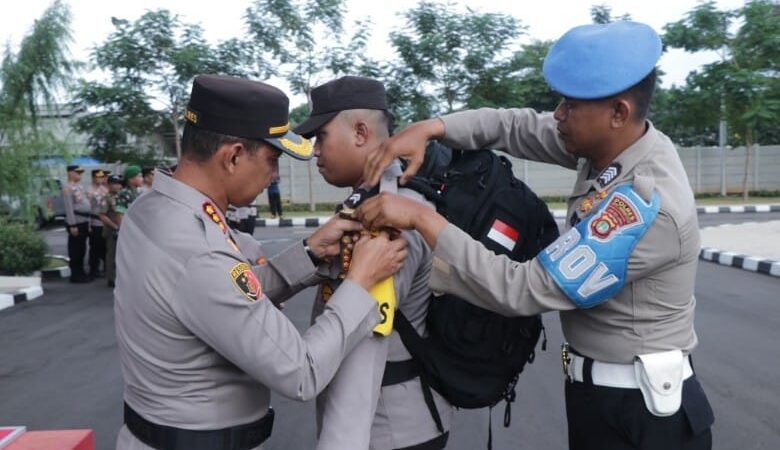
621, 68, 657, 122
181, 123, 264, 162
338, 109, 395, 138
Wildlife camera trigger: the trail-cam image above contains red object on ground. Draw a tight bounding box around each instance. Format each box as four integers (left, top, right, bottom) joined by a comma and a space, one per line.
5, 430, 94, 450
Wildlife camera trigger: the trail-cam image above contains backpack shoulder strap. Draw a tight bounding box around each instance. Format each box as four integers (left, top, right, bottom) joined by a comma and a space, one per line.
387, 310, 444, 434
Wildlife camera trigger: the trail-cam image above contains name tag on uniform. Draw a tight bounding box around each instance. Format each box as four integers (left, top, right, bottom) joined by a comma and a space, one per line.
538, 184, 660, 308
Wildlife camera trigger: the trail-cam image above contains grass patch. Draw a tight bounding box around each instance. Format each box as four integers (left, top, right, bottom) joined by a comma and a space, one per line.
42, 255, 68, 269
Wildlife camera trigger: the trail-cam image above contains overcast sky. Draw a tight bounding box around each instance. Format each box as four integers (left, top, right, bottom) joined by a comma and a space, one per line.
2, 0, 746, 104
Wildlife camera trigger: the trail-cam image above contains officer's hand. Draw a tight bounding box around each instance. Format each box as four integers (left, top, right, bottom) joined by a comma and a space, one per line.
364, 118, 446, 187
69, 226, 79, 237
356, 192, 426, 231
308, 217, 363, 260
347, 232, 408, 291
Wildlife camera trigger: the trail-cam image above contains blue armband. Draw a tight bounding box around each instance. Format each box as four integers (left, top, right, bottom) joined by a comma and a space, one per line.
538, 184, 660, 308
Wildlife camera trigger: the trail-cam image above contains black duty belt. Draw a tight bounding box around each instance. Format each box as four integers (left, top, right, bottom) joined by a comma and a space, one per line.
124, 403, 273, 450
74, 211, 100, 220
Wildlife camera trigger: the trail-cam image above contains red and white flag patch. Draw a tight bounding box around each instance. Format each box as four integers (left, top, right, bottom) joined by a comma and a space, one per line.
486, 219, 519, 251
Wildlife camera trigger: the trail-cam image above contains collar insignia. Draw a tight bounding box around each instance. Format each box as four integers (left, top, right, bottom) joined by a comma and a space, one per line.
597, 163, 622, 188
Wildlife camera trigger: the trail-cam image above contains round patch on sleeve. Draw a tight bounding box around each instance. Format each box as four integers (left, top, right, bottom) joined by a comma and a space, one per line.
230, 262, 262, 302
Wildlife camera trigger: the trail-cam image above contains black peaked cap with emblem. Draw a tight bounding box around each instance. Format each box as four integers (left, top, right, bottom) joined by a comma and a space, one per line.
293, 76, 389, 138
185, 74, 312, 160
67, 165, 84, 173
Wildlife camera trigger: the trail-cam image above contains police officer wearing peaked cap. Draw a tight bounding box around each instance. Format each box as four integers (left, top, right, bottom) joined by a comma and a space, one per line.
359, 21, 714, 450
63, 164, 92, 282
114, 74, 409, 450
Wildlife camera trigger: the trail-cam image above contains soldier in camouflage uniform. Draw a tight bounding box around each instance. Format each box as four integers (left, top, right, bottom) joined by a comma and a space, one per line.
116, 165, 143, 222
98, 175, 123, 288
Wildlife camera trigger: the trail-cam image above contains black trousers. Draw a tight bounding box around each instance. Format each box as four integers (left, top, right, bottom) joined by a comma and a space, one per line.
88, 225, 106, 276
68, 222, 90, 279
565, 376, 714, 450
268, 191, 282, 217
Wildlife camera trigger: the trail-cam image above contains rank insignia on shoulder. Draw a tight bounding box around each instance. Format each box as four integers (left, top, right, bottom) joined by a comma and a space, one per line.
203, 201, 227, 233
230, 262, 262, 302
597, 163, 622, 188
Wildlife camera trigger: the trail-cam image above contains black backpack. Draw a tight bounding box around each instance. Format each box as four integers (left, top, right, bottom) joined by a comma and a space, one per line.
387, 143, 559, 440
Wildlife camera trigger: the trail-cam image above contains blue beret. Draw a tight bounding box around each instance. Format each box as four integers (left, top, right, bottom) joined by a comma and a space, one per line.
543, 21, 662, 100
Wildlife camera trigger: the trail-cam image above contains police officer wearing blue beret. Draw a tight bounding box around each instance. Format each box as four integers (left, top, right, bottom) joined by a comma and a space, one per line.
360, 21, 714, 449
114, 75, 409, 450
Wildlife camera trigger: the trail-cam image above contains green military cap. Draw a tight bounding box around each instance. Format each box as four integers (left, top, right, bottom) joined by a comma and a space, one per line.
124, 165, 142, 179
185, 75, 313, 160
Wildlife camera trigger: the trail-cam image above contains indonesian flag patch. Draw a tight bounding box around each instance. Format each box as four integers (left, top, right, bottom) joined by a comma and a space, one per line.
486, 219, 519, 251
230, 262, 262, 302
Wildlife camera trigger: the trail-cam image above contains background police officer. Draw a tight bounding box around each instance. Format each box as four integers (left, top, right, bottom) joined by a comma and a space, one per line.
88, 168, 110, 278
114, 74, 408, 450
360, 21, 713, 450
62, 164, 91, 283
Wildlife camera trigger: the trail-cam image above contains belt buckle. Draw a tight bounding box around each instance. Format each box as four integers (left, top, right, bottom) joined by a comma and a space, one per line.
561, 342, 572, 382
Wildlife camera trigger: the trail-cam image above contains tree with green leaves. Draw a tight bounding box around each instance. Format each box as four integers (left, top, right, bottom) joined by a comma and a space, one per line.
74, 9, 258, 162
590, 4, 631, 24
244, 0, 380, 98
465, 40, 558, 113
664, 0, 780, 199
386, 1, 524, 123
0, 0, 75, 225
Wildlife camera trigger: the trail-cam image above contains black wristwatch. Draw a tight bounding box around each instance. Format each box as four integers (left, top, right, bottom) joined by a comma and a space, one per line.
302, 239, 321, 265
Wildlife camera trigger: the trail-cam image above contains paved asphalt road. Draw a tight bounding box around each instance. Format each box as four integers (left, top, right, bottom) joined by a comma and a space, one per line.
1, 214, 778, 449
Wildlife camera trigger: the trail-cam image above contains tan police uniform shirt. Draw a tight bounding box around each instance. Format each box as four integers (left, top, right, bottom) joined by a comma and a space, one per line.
429, 108, 700, 364
114, 171, 380, 449
313, 164, 453, 450
88, 184, 108, 228
63, 181, 91, 226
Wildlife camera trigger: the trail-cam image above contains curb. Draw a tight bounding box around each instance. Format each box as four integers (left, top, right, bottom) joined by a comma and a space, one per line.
0, 286, 44, 312
699, 248, 780, 277
696, 204, 780, 214
256, 217, 332, 228
41, 254, 71, 280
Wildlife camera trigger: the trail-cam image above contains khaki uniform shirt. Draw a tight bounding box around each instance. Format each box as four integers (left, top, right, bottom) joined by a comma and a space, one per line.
88, 184, 108, 227
62, 181, 91, 226
313, 165, 453, 450
432, 108, 700, 363
114, 172, 380, 448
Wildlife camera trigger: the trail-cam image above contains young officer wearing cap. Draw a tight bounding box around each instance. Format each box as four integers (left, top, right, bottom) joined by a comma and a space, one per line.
88, 168, 111, 278
62, 164, 92, 283
114, 74, 408, 450
294, 76, 453, 450
359, 21, 714, 450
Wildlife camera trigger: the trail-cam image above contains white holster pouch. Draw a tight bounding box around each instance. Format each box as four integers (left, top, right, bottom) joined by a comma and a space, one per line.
633, 350, 692, 417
